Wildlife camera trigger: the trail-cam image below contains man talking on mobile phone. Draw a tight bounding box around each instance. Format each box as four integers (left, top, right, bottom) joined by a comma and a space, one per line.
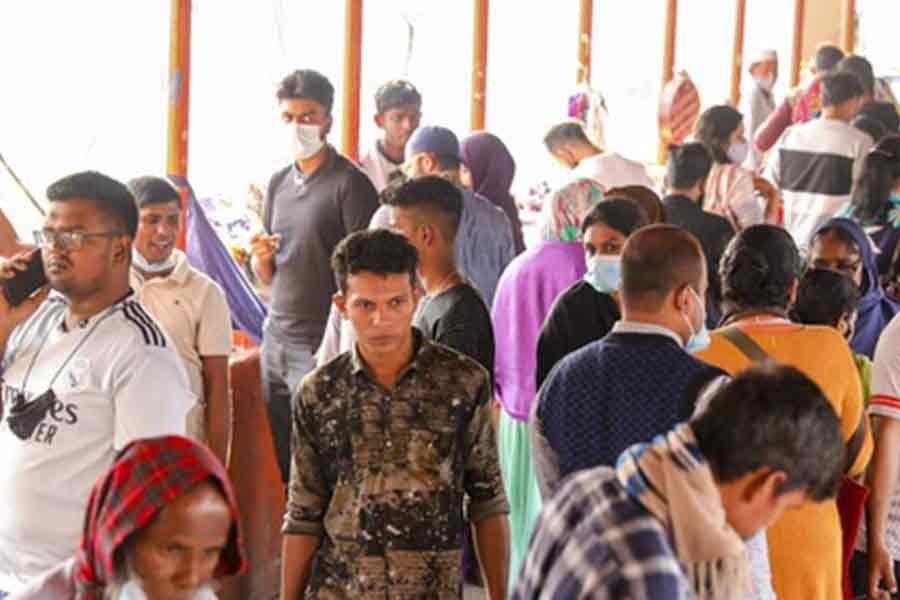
0, 171, 193, 597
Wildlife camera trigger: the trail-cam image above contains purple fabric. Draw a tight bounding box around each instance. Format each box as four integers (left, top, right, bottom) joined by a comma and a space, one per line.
460, 132, 525, 254
870, 225, 900, 276
491, 241, 587, 420
176, 176, 267, 343
817, 218, 900, 358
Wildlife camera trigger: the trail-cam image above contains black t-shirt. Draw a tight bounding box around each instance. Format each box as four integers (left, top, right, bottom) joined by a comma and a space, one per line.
263, 146, 379, 345
536, 280, 621, 390
413, 282, 495, 381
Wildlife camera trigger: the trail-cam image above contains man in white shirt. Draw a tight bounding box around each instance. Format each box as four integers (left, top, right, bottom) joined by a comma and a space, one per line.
765, 71, 872, 247
359, 80, 422, 192
127, 176, 232, 463
543, 120, 655, 191
741, 49, 778, 171
0, 171, 193, 595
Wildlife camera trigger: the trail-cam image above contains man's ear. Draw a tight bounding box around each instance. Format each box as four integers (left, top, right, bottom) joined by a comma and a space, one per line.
787, 278, 799, 307
333, 292, 348, 319
321, 115, 334, 139
114, 237, 131, 266
697, 176, 708, 198
741, 467, 787, 505
374, 113, 385, 130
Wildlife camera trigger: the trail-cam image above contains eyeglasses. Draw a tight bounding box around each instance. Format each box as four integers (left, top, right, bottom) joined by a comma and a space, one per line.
34, 229, 124, 251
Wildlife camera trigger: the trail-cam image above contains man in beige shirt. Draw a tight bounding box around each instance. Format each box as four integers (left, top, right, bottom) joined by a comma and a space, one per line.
127, 176, 232, 463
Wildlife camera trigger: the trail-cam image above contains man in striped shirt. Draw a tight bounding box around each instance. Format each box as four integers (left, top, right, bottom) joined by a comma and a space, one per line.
766, 71, 872, 247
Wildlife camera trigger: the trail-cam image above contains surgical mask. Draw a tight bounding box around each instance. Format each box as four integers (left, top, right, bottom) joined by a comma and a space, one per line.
120, 580, 218, 600
756, 74, 775, 91
890, 192, 900, 207
727, 140, 749, 165
132, 248, 176, 274
681, 286, 711, 353
290, 123, 325, 160
583, 255, 621, 294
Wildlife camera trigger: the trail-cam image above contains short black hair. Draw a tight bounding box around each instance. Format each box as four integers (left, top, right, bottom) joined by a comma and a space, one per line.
375, 79, 422, 114
276, 69, 335, 114
331, 229, 419, 294
693, 363, 844, 501
838, 55, 876, 97
858, 101, 900, 134
127, 176, 182, 211
695, 105, 744, 164
621, 224, 705, 312
789, 268, 860, 328
850, 135, 900, 222
666, 142, 713, 189
720, 225, 802, 311
382, 175, 463, 242
605, 185, 666, 223
814, 44, 846, 73
851, 114, 888, 143
581, 197, 649, 237
820, 71, 865, 108
543, 120, 591, 152
46, 171, 138, 237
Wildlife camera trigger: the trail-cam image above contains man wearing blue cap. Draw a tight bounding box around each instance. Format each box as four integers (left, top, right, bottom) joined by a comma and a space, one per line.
376, 125, 515, 306
316, 126, 515, 366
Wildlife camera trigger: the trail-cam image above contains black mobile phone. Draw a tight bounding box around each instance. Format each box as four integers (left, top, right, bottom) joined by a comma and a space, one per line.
3, 251, 47, 306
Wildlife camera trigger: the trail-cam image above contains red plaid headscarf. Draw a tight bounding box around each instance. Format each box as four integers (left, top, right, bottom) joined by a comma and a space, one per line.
73, 435, 246, 598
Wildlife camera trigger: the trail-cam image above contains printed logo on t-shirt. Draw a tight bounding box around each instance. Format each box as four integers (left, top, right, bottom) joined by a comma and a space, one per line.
1, 385, 79, 445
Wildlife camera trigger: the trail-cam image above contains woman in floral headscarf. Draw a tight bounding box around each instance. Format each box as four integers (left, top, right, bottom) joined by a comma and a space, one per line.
490, 178, 602, 587
12, 435, 245, 600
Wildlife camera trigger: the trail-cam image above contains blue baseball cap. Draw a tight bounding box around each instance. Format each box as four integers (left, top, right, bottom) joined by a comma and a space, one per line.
406, 125, 460, 159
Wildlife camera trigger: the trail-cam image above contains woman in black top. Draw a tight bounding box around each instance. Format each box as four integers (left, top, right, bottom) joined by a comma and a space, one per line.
536, 198, 650, 389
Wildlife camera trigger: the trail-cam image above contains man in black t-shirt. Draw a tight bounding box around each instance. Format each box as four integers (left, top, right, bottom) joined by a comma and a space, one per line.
250, 69, 379, 482
384, 176, 495, 379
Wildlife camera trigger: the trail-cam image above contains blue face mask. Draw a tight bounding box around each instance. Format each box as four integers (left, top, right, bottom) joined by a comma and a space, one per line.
890, 192, 900, 207
584, 255, 621, 294
682, 286, 711, 353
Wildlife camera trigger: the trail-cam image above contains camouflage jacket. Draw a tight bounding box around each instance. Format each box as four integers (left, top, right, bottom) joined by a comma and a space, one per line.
283, 332, 509, 599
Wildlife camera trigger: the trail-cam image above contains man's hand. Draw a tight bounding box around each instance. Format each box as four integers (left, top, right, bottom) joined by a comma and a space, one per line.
868, 542, 897, 598
0, 251, 50, 334
250, 232, 280, 285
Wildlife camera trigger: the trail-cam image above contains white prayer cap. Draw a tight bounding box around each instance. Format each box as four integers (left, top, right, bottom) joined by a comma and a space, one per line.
748, 48, 778, 68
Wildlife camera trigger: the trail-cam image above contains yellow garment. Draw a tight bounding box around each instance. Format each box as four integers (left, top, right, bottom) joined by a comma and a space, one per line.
696, 321, 873, 600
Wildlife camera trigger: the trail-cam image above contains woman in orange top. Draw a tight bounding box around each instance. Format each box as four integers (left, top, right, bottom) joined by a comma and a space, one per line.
695, 224, 872, 600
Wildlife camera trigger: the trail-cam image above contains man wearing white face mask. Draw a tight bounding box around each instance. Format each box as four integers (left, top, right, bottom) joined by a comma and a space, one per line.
535, 198, 648, 388
250, 69, 379, 483
741, 49, 778, 171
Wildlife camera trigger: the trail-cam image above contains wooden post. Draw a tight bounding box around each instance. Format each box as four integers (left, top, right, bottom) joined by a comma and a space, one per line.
341, 0, 363, 162
658, 0, 678, 163
790, 0, 806, 87
166, 0, 191, 250
470, 0, 489, 131
577, 0, 593, 85
841, 0, 856, 54
729, 0, 746, 107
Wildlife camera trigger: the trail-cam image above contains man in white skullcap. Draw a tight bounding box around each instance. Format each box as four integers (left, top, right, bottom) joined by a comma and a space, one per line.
742, 48, 779, 170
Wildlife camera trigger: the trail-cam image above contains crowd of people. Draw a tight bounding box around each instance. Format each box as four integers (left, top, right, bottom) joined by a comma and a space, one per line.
3, 39, 900, 600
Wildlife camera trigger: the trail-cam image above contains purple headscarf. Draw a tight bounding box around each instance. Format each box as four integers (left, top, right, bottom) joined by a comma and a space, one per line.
460, 132, 526, 254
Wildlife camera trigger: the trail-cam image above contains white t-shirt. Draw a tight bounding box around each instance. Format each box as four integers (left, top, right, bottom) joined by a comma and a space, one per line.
860, 313, 900, 561
359, 139, 402, 192
131, 250, 232, 440
572, 152, 655, 191
0, 293, 193, 592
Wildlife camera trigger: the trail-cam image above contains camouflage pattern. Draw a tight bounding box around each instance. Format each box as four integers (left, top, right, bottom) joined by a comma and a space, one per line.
283, 332, 509, 599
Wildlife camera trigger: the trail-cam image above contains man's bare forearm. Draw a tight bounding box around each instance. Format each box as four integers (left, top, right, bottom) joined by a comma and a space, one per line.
473, 514, 510, 600
281, 534, 321, 600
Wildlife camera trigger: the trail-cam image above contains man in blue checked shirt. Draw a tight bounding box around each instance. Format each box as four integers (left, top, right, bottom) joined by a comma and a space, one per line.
513, 364, 846, 599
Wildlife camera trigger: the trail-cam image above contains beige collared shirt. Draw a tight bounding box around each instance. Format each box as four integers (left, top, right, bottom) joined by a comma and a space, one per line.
130, 250, 231, 439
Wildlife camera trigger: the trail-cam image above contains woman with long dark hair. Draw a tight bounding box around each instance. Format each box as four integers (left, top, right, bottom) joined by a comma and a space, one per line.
837, 135, 900, 275
694, 105, 780, 230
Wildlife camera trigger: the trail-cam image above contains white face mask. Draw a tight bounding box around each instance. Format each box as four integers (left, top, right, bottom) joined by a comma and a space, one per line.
132, 249, 176, 274
290, 123, 325, 160
119, 580, 218, 600
756, 74, 775, 91
727, 140, 750, 165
